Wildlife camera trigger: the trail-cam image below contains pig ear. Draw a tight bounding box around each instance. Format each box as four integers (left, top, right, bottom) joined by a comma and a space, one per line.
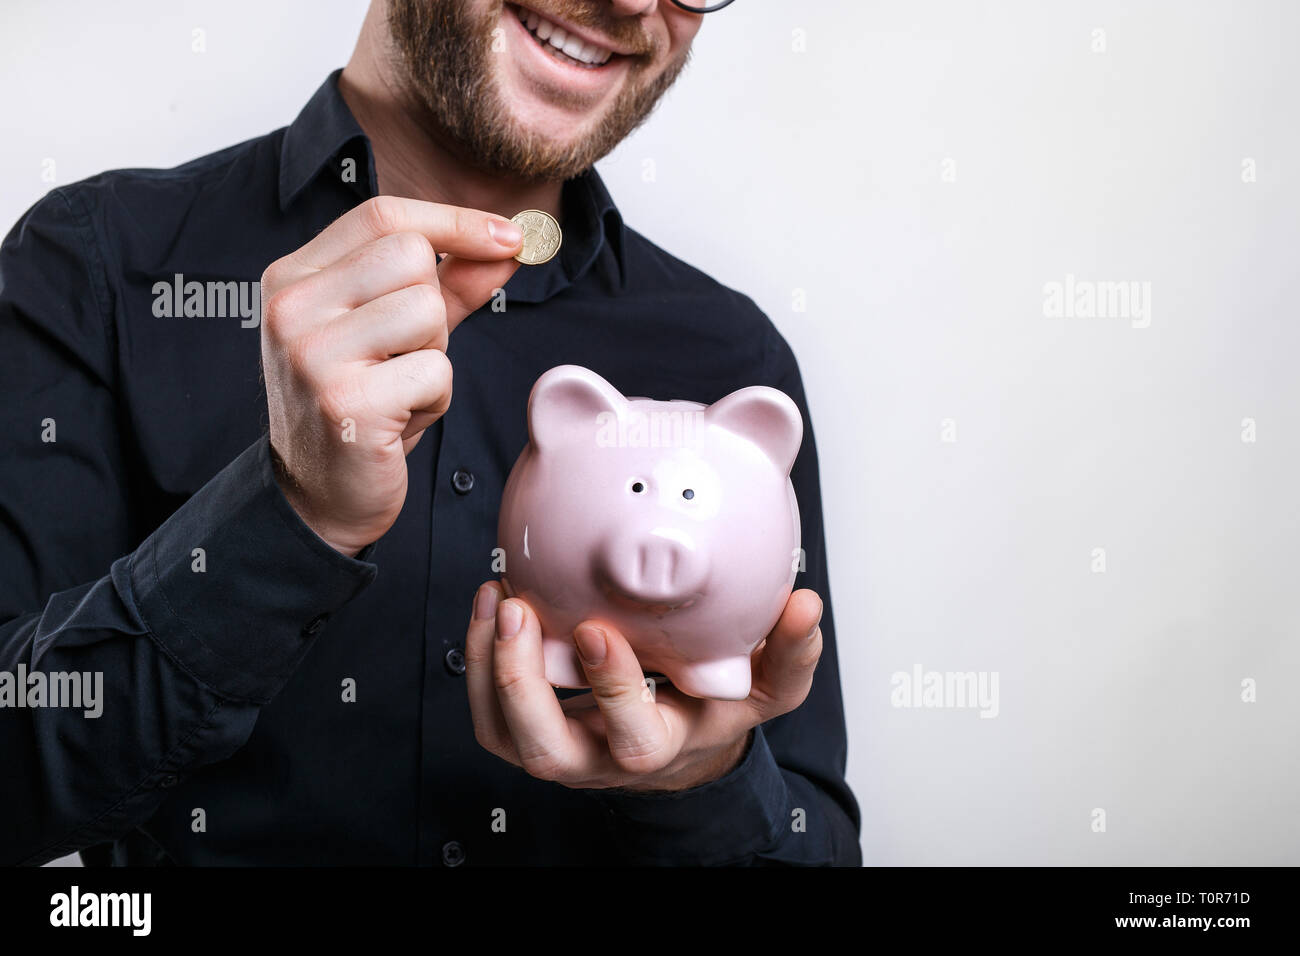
706, 386, 804, 475
528, 365, 627, 451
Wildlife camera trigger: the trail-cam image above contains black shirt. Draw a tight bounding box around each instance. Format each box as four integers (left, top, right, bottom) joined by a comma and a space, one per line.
0, 71, 860, 866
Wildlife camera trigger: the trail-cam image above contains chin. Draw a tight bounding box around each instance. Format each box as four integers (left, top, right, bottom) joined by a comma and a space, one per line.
499, 100, 600, 153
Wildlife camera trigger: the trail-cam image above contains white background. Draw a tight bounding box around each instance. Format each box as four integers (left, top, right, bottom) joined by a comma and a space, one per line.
4, 0, 1297, 865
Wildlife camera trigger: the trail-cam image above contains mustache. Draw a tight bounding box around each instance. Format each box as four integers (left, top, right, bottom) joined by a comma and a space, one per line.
507, 0, 660, 57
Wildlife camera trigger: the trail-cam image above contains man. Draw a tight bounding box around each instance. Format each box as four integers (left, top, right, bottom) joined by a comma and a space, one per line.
0, 0, 860, 866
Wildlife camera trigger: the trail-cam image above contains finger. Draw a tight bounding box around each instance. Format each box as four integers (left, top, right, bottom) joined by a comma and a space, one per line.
319, 284, 448, 364
287, 231, 442, 317
290, 196, 523, 273
555, 679, 665, 716
572, 623, 680, 775
360, 348, 453, 432
437, 253, 523, 332
464, 582, 519, 763
493, 599, 599, 782
748, 589, 824, 720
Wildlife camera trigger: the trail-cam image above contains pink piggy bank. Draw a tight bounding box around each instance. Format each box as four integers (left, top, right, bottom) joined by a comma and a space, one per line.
497, 365, 803, 701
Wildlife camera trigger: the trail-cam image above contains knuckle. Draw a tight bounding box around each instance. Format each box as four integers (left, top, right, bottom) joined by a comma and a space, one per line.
361, 195, 403, 236
590, 681, 637, 708
387, 231, 436, 274
423, 350, 453, 394
397, 355, 436, 392
492, 665, 529, 700
262, 286, 302, 334
405, 282, 446, 324
793, 632, 824, 674
260, 259, 288, 294
452, 205, 475, 239
317, 375, 362, 426
611, 742, 672, 776
432, 363, 454, 413
519, 751, 567, 783
462, 641, 491, 670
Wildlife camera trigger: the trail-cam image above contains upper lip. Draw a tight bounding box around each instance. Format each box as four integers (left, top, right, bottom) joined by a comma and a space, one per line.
510, 2, 639, 58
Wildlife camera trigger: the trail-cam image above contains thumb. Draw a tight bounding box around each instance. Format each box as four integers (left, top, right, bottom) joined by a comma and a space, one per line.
749, 589, 824, 718
438, 253, 521, 331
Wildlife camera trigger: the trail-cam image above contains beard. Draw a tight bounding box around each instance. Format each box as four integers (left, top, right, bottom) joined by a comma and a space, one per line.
387, 0, 690, 183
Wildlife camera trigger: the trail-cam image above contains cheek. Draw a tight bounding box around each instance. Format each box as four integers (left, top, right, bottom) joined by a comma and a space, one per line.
662, 8, 702, 48
645, 11, 698, 73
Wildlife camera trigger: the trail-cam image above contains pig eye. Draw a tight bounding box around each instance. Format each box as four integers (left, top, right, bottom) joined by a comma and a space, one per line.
630, 481, 646, 494
682, 489, 695, 500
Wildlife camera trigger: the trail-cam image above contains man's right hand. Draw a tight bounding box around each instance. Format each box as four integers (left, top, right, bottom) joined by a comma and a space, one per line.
260, 196, 523, 556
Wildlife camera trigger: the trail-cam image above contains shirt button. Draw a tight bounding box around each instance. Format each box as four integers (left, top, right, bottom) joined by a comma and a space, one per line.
442, 840, 465, 867
451, 469, 475, 495
158, 774, 179, 789
444, 647, 467, 676
302, 613, 330, 637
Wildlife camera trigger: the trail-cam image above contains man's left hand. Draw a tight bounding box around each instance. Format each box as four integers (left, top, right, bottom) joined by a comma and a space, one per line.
465, 583, 823, 792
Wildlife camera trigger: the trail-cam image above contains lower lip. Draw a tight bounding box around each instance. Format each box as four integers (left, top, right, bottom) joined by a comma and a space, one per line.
504, 6, 625, 95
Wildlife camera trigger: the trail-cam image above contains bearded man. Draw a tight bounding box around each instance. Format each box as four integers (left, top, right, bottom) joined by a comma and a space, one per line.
0, 0, 860, 866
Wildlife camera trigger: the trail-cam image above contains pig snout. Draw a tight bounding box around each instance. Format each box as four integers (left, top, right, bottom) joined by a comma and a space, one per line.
596, 526, 709, 608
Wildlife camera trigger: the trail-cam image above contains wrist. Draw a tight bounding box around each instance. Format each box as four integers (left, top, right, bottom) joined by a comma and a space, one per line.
705, 728, 753, 784
655, 728, 753, 793
269, 443, 364, 558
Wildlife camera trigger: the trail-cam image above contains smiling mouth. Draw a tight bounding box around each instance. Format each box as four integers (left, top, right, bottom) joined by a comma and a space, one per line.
510, 4, 616, 69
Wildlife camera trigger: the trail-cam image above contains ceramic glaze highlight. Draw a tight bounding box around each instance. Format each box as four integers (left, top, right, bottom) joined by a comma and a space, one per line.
497, 365, 802, 700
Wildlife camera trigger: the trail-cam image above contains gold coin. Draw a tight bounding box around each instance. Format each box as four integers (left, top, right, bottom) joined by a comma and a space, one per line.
511, 209, 562, 265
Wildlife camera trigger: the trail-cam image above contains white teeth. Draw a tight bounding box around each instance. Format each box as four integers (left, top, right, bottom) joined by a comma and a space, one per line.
517, 7, 613, 67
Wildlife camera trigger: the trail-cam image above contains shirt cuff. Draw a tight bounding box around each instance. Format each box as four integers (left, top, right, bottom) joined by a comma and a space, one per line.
125, 435, 378, 702
590, 725, 791, 865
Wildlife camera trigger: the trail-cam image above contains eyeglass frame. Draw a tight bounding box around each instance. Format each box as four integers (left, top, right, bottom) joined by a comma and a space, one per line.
668, 0, 736, 13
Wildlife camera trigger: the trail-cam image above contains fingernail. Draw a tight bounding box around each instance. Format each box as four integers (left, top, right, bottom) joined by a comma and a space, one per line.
488, 219, 522, 247
807, 602, 824, 640
573, 624, 607, 667
497, 600, 523, 639
473, 584, 500, 621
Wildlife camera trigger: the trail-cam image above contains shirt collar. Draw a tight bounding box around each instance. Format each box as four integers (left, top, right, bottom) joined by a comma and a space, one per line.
279, 69, 376, 210
279, 70, 627, 299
